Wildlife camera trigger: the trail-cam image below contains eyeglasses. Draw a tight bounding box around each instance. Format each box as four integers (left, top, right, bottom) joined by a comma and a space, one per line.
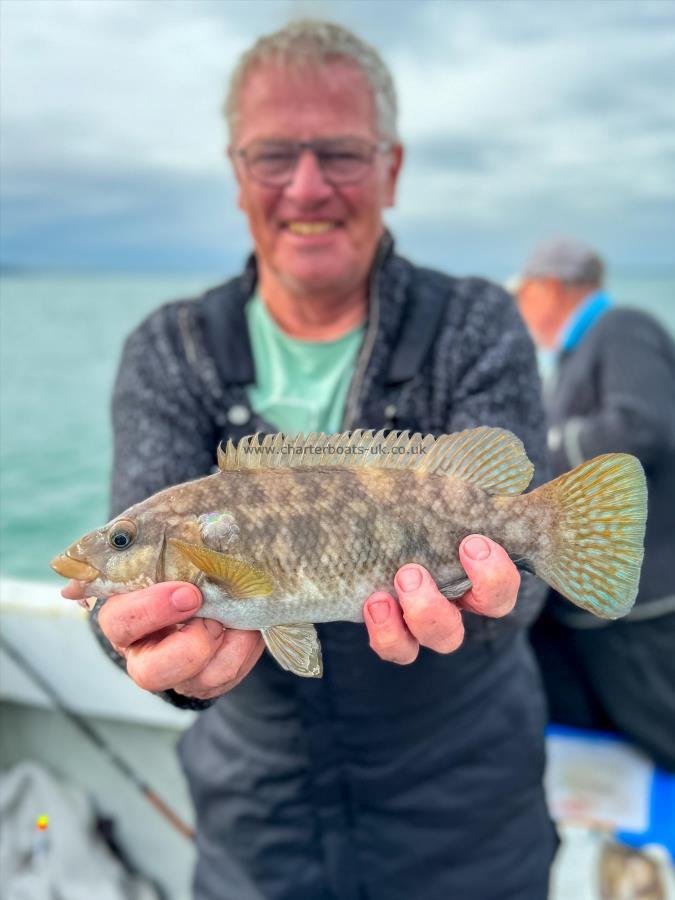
233, 137, 392, 186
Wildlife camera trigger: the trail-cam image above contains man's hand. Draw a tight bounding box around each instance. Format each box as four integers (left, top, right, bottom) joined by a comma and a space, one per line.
364, 535, 520, 664
62, 580, 263, 700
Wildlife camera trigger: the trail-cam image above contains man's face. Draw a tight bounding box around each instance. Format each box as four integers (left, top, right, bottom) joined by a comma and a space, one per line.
230, 61, 403, 299
517, 278, 565, 348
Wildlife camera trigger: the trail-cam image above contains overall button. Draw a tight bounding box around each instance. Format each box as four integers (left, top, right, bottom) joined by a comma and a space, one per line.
547, 426, 562, 452
227, 404, 251, 426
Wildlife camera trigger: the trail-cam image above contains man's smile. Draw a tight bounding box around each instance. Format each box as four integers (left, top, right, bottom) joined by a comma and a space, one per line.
283, 220, 341, 235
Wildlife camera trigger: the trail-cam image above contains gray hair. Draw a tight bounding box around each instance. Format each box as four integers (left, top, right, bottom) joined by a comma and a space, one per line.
522, 237, 605, 287
224, 19, 399, 142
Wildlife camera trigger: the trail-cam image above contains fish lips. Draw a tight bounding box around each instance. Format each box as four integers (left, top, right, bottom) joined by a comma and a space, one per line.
50, 554, 100, 582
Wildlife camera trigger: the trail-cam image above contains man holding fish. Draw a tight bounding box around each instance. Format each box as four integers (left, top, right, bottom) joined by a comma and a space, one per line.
55, 20, 645, 900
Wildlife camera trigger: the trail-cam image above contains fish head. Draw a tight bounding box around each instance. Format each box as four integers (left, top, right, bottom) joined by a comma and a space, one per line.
50, 474, 237, 594
50, 501, 183, 594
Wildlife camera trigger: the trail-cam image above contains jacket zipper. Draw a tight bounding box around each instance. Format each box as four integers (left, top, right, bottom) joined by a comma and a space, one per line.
341, 241, 387, 431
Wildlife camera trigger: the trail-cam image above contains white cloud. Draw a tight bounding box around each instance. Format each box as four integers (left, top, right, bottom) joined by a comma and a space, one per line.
1, 0, 245, 173
1, 0, 674, 270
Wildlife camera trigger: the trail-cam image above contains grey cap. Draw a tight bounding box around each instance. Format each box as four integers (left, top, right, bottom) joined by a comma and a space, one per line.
520, 237, 604, 285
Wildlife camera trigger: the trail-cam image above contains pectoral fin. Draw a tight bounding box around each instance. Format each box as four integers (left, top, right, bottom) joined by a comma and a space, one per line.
168, 540, 274, 598
261, 624, 323, 678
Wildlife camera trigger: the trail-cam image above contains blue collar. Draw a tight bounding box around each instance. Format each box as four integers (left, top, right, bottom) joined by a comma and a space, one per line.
558, 290, 613, 353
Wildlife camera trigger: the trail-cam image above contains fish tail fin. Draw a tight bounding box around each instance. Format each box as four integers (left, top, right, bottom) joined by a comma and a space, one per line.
530, 454, 647, 619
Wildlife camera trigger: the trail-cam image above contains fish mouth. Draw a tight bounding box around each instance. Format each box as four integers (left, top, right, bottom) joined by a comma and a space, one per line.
50, 554, 100, 582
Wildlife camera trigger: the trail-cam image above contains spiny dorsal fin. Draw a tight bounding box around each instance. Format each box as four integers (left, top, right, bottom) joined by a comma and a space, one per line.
169, 540, 274, 598
216, 427, 533, 495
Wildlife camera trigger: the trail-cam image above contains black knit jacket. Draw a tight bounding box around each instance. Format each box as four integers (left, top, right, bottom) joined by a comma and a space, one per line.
92, 235, 560, 900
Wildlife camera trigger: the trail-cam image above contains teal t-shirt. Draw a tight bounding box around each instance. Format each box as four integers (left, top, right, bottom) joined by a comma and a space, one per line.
245, 292, 365, 435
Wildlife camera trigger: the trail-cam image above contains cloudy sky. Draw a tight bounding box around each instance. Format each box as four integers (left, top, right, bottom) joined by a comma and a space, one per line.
1, 0, 674, 276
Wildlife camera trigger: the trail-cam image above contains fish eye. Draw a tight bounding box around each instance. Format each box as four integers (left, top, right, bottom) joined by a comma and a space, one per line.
109, 519, 137, 551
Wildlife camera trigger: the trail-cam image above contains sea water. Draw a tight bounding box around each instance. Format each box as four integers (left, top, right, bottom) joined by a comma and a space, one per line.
1, 272, 673, 582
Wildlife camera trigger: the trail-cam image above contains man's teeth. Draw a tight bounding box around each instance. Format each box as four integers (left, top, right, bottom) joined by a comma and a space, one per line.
286, 221, 336, 235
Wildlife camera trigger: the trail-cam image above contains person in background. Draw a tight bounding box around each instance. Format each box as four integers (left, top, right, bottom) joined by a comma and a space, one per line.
64, 21, 557, 899
517, 236, 675, 771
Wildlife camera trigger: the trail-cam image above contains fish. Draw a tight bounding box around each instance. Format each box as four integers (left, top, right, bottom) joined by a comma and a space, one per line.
51, 427, 647, 678
599, 842, 667, 900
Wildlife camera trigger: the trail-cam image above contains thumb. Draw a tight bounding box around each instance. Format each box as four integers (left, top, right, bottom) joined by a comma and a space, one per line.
458, 535, 520, 617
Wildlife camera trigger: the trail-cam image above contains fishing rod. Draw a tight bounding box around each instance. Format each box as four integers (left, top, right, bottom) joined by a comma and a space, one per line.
0, 633, 195, 841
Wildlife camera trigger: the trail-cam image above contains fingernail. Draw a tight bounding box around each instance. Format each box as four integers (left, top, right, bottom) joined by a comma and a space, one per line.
204, 619, 224, 638
171, 586, 200, 611
463, 536, 491, 561
396, 566, 422, 592
368, 600, 390, 624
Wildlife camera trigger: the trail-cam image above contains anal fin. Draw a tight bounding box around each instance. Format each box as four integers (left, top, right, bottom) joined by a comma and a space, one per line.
261, 624, 323, 678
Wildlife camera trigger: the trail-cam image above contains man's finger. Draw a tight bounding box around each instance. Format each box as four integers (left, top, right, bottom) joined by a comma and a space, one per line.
174, 629, 264, 698
458, 535, 520, 617
364, 591, 419, 665
126, 618, 224, 693
395, 565, 465, 654
98, 581, 203, 649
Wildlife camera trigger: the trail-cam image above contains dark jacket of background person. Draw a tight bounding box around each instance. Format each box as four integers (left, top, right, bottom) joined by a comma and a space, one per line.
545, 307, 675, 610
99, 237, 557, 900
531, 305, 675, 770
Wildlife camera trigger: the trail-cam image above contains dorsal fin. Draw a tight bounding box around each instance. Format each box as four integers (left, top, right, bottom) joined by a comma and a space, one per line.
217, 427, 533, 495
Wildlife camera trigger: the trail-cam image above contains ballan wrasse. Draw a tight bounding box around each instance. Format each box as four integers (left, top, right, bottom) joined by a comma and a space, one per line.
51, 428, 647, 678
